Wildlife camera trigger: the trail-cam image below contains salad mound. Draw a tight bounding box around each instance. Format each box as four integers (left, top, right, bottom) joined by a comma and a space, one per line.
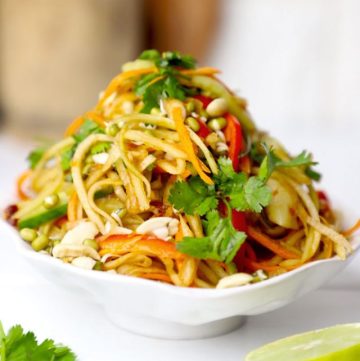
4, 50, 357, 288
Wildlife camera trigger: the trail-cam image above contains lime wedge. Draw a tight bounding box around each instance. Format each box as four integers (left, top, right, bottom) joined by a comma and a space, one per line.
246, 324, 360, 361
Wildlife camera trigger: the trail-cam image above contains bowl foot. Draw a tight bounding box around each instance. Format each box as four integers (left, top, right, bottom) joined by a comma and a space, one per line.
105, 308, 246, 339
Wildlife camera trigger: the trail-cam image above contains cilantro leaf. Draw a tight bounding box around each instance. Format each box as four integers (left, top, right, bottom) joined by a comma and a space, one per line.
215, 157, 247, 195
305, 166, 322, 181
0, 321, 77, 361
73, 119, 104, 143
135, 50, 196, 113
176, 210, 246, 263
61, 146, 75, 171
229, 176, 271, 213
27, 146, 47, 169
162, 75, 186, 99
168, 176, 218, 216
255, 144, 318, 182
169, 157, 271, 216
216, 157, 238, 181
134, 73, 160, 96
138, 50, 196, 69
215, 157, 271, 213
90, 141, 111, 155
157, 51, 196, 69
138, 49, 161, 61
135, 76, 167, 114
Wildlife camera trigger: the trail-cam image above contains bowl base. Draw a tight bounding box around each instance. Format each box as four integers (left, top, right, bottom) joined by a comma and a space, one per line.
105, 308, 246, 339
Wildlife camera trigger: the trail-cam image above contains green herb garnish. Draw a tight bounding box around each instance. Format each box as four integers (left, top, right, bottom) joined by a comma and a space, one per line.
90, 141, 111, 155
169, 157, 271, 216
60, 146, 75, 171
251, 142, 319, 182
177, 210, 246, 264
0, 321, 77, 361
168, 176, 218, 216
73, 119, 104, 143
169, 157, 271, 263
135, 50, 196, 113
27, 146, 47, 169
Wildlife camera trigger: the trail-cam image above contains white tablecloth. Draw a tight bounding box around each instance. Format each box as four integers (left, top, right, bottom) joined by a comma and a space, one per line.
1, 127, 359, 360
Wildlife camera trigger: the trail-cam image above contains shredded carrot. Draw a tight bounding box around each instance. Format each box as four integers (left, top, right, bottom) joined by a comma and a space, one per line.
179, 168, 192, 180
99, 234, 185, 260
97, 67, 157, 108
181, 67, 220, 76
140, 273, 172, 283
67, 192, 78, 222
146, 75, 165, 87
280, 262, 304, 271
244, 258, 283, 272
54, 215, 68, 227
17, 170, 32, 200
321, 237, 334, 259
342, 219, 360, 238
199, 160, 210, 173
247, 226, 299, 259
175, 224, 184, 242
64, 115, 84, 137
239, 156, 251, 174
170, 105, 213, 185
64, 110, 104, 137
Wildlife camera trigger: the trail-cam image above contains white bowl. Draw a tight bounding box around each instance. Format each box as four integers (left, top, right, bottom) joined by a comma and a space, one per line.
2, 215, 359, 340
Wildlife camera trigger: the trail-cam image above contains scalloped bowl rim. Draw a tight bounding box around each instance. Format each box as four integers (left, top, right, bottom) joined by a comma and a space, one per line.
3, 218, 360, 299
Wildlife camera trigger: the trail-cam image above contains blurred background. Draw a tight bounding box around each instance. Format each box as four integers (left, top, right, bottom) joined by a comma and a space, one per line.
0, 0, 360, 207
1, 0, 359, 136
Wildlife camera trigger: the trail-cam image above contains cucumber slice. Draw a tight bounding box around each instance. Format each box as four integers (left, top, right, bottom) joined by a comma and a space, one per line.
190, 75, 255, 132
18, 195, 68, 229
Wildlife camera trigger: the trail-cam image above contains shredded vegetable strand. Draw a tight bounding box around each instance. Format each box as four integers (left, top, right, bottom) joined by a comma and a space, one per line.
167, 101, 213, 184
71, 134, 115, 233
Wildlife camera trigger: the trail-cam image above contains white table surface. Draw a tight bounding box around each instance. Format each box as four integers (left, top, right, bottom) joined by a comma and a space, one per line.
1, 126, 359, 360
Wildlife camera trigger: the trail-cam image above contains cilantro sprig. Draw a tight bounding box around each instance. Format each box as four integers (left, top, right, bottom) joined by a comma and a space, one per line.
0, 321, 76, 361
177, 210, 246, 264
216, 158, 272, 213
135, 50, 197, 113
169, 157, 271, 263
168, 176, 218, 216
252, 142, 320, 182
139, 49, 196, 69
169, 157, 271, 217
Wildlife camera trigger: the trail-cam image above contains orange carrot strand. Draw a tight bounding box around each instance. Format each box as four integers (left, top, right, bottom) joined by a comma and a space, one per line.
342, 219, 360, 238
17, 170, 32, 200
247, 226, 299, 260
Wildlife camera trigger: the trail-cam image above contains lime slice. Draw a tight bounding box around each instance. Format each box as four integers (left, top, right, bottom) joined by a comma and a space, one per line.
246, 324, 360, 361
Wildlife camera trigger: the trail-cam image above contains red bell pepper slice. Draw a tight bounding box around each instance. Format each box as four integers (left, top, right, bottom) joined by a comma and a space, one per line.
190, 95, 212, 138
231, 210, 248, 232
218, 202, 247, 232
317, 190, 331, 212
197, 119, 211, 138
234, 243, 246, 271
224, 113, 244, 172
193, 94, 213, 108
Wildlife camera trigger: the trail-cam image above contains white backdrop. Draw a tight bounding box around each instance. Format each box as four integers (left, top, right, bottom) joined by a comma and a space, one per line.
208, 0, 360, 133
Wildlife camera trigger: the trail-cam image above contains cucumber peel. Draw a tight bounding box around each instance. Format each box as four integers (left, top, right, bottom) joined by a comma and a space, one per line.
191, 75, 255, 132
18, 195, 68, 229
